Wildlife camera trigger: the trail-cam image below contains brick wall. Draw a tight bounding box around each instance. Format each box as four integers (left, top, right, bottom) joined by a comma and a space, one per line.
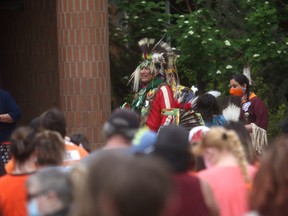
57, 0, 111, 149
0, 0, 60, 124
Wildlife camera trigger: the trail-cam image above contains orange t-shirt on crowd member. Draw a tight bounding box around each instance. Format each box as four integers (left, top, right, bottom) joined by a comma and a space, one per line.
0, 173, 32, 216
4, 157, 14, 174
63, 140, 89, 166
5, 141, 88, 174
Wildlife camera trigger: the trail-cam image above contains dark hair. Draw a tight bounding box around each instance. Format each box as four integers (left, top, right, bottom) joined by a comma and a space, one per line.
195, 94, 220, 122
72, 152, 173, 216
9, 126, 36, 164
250, 137, 288, 216
33, 130, 66, 166
225, 121, 255, 164
154, 125, 192, 173
39, 108, 66, 138
69, 133, 91, 153
30, 116, 41, 131
103, 109, 140, 141
230, 74, 251, 100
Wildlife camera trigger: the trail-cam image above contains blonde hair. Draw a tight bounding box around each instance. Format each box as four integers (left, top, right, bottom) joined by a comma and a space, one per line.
193, 126, 250, 183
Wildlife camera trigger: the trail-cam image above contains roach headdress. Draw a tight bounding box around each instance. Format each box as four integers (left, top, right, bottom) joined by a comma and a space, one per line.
130, 38, 172, 92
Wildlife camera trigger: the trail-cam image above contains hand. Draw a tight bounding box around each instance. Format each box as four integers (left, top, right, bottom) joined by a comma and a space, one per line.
245, 123, 252, 133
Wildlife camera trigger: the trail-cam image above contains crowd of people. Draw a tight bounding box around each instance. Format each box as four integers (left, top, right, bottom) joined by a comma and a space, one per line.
1, 37, 286, 216
0, 106, 286, 216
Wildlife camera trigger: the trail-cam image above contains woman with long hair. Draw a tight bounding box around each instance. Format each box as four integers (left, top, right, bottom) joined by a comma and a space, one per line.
192, 126, 257, 216
229, 74, 268, 131
195, 93, 227, 127
248, 137, 288, 216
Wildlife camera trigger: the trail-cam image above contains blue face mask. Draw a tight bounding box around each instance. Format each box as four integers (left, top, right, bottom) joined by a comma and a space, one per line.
27, 199, 41, 216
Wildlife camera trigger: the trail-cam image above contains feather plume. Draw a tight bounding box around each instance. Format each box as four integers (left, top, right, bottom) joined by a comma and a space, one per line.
138, 38, 155, 59
129, 67, 141, 92
152, 40, 172, 55
243, 64, 253, 85
222, 103, 241, 122
179, 108, 204, 130
207, 90, 221, 98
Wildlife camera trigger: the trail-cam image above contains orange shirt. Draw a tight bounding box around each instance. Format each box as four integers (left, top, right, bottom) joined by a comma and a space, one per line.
0, 173, 32, 216
5, 142, 88, 174
63, 141, 89, 166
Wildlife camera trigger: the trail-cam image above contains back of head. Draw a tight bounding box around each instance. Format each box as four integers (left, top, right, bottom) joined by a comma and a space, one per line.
9, 126, 35, 164
193, 126, 240, 153
189, 126, 210, 145
193, 126, 250, 182
250, 137, 288, 216
69, 133, 91, 153
33, 130, 66, 166
196, 94, 220, 121
39, 108, 66, 138
225, 121, 255, 164
154, 125, 191, 173
30, 116, 41, 131
131, 127, 157, 154
103, 109, 140, 141
76, 152, 173, 216
27, 167, 71, 207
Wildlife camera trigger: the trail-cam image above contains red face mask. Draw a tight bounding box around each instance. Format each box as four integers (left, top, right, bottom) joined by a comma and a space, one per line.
229, 88, 243, 96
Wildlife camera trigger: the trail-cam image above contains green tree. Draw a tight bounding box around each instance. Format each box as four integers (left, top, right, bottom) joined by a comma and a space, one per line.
109, 0, 288, 138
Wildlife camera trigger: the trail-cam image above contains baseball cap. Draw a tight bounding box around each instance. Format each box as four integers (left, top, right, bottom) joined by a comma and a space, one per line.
189, 126, 210, 144
103, 109, 140, 139
153, 125, 191, 172
154, 125, 189, 153
131, 127, 157, 154
108, 109, 140, 129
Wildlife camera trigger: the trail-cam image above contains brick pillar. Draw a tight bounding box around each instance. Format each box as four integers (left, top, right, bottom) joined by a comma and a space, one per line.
56, 0, 111, 149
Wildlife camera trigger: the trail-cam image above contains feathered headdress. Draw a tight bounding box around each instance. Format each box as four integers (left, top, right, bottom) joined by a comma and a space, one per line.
166, 47, 181, 88
130, 38, 172, 92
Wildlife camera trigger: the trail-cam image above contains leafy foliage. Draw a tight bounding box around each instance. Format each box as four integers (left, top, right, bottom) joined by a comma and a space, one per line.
108, 0, 288, 138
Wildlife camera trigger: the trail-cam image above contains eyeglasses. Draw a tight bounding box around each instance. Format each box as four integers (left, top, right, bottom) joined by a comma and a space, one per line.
27, 190, 48, 201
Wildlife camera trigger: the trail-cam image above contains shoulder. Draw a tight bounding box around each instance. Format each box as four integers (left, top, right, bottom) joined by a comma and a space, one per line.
216, 115, 227, 125
197, 168, 216, 179
159, 84, 173, 94
0, 89, 11, 98
65, 142, 89, 158
250, 96, 265, 104
198, 167, 230, 179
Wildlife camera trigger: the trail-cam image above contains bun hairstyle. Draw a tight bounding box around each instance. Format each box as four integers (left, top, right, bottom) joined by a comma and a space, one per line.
193, 126, 250, 183
9, 126, 35, 164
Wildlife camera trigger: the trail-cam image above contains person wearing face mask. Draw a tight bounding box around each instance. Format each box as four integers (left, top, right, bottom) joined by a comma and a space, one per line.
229, 74, 268, 132
26, 167, 71, 216
127, 38, 176, 132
